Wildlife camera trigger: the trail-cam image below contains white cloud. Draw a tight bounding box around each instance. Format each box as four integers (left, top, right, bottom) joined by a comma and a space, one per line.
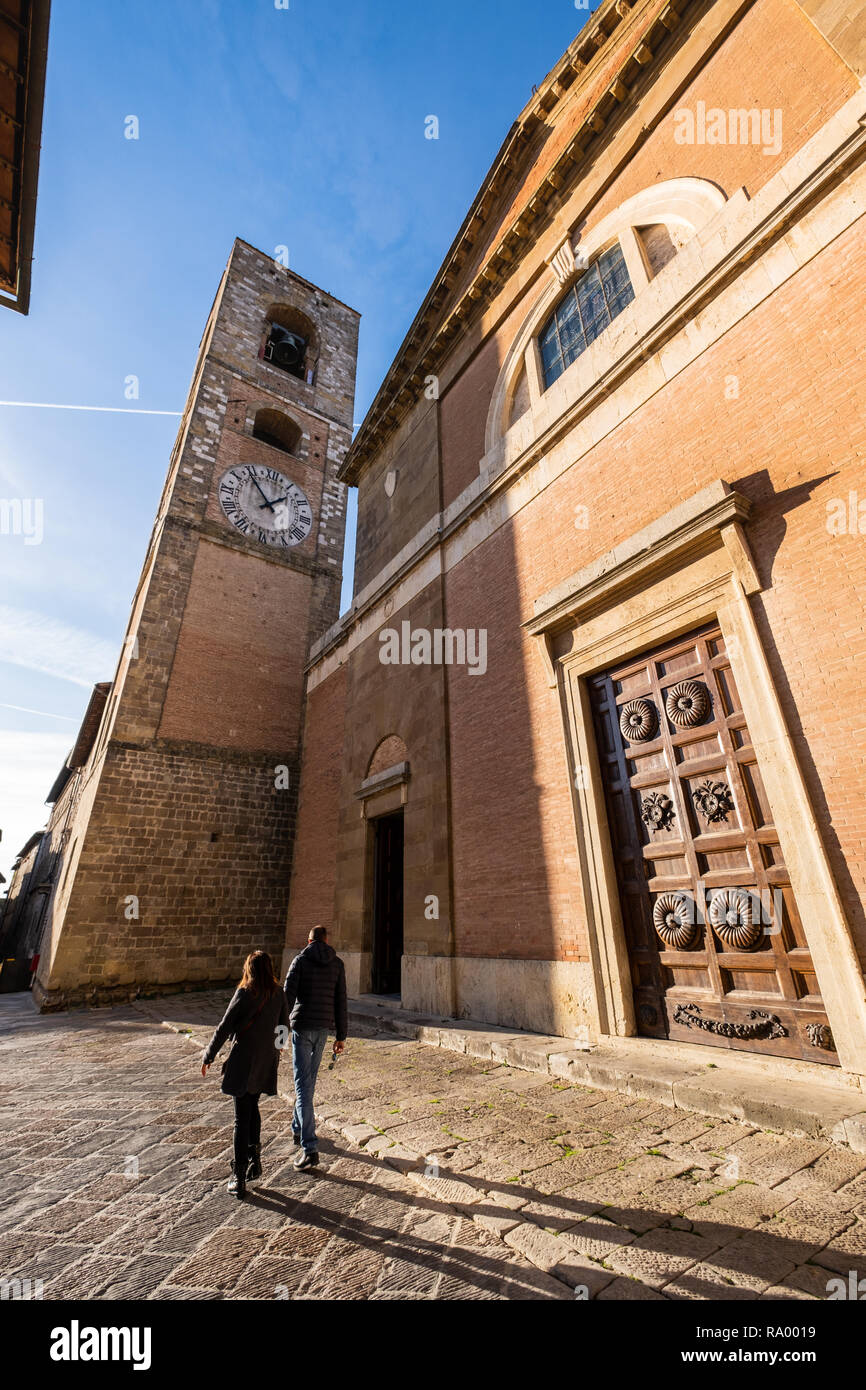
0, 604, 117, 688
0, 731, 71, 882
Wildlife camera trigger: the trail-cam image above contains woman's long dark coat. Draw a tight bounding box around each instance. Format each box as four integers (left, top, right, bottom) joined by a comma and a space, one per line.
203, 987, 291, 1098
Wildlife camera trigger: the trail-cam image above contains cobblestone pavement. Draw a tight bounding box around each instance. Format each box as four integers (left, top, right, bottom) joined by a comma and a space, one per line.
2, 991, 866, 1301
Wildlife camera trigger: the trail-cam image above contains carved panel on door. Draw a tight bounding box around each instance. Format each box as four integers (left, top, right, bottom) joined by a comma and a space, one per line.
589, 625, 838, 1064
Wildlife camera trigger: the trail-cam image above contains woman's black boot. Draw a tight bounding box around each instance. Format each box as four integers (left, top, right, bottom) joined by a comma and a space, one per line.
246, 1144, 262, 1182
228, 1159, 246, 1200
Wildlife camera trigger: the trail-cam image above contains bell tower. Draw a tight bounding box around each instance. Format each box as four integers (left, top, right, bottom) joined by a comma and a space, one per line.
34, 241, 359, 1007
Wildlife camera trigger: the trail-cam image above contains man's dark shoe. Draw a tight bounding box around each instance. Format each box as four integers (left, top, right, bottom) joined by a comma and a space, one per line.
228, 1160, 246, 1200
246, 1144, 262, 1181
293, 1149, 319, 1171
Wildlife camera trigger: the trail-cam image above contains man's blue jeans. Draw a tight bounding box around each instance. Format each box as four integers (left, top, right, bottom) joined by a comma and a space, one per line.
291, 1028, 329, 1152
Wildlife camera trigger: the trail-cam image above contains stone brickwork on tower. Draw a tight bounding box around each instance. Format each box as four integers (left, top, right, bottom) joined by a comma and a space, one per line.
33, 240, 358, 1008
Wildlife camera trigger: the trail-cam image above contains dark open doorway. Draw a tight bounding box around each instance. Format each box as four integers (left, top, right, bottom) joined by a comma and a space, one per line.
371, 810, 404, 996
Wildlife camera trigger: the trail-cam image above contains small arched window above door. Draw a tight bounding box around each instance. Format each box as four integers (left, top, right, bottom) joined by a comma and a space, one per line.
367, 735, 409, 779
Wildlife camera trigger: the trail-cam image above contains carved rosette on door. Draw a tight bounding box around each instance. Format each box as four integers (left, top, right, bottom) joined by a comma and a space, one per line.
620, 699, 657, 742
708, 887, 762, 951
652, 892, 698, 951
588, 625, 839, 1064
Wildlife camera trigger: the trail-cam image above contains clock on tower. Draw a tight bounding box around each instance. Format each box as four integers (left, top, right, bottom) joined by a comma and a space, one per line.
218, 464, 313, 548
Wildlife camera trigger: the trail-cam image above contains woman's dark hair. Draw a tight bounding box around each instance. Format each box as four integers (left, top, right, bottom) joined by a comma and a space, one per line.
239, 950, 279, 997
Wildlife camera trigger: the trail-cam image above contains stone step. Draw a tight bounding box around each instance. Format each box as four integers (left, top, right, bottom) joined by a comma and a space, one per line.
348, 998, 866, 1152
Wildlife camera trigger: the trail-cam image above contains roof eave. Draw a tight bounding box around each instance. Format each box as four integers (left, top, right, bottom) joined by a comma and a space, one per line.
0, 0, 51, 316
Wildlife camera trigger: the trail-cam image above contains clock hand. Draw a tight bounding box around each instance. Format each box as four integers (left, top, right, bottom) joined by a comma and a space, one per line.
248, 473, 276, 511
260, 494, 289, 508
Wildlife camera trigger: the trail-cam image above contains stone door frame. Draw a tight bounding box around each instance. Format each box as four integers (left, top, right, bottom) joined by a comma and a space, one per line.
526, 480, 866, 1078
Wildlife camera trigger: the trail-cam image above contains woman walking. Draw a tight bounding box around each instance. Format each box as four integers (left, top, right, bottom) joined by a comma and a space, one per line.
201, 950, 290, 1200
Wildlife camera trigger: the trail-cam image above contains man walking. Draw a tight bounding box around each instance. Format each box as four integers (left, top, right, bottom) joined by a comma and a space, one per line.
283, 925, 347, 1170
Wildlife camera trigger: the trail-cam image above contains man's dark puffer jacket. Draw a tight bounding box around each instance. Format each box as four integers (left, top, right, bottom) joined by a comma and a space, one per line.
283, 940, 348, 1041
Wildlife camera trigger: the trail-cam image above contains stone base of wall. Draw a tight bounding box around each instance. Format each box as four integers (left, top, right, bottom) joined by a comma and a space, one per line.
31, 974, 238, 1014
342, 951, 596, 1040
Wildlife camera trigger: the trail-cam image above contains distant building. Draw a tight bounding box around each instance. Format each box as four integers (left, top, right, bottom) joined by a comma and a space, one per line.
0, 0, 51, 314
0, 832, 45, 990
0, 683, 108, 990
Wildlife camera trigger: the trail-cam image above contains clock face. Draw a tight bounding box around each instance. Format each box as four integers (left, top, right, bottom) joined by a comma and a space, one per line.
217, 464, 313, 549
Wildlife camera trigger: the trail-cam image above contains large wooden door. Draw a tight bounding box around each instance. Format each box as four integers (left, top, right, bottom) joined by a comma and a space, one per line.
589, 625, 838, 1064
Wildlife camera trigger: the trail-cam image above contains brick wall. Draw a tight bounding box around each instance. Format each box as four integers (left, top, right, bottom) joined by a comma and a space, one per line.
443, 215, 866, 968
284, 664, 347, 966
287, 0, 866, 1045
353, 395, 440, 595
43, 744, 296, 1001
585, 0, 858, 238
157, 539, 312, 755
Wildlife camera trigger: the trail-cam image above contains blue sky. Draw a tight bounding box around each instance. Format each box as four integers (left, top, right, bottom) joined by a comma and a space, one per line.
0, 0, 596, 880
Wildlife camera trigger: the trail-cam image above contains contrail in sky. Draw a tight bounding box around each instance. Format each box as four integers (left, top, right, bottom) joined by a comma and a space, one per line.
0, 401, 181, 415
0, 703, 78, 721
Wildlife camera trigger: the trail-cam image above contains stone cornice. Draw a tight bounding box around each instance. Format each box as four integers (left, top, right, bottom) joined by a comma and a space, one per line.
340, 0, 705, 484
354, 761, 411, 800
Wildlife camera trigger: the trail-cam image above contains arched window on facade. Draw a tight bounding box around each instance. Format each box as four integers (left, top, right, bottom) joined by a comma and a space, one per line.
252, 408, 302, 456
486, 181, 728, 455
539, 241, 634, 390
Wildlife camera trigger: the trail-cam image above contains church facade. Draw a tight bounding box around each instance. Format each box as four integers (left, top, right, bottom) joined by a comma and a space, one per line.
286, 0, 866, 1082
17, 0, 866, 1089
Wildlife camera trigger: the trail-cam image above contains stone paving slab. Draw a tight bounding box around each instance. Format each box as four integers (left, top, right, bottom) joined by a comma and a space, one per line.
346, 997, 866, 1150
2, 988, 866, 1301
0, 995, 582, 1301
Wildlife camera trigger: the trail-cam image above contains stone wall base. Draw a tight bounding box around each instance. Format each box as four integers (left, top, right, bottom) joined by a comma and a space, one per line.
341, 951, 595, 1040
31, 974, 237, 1015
